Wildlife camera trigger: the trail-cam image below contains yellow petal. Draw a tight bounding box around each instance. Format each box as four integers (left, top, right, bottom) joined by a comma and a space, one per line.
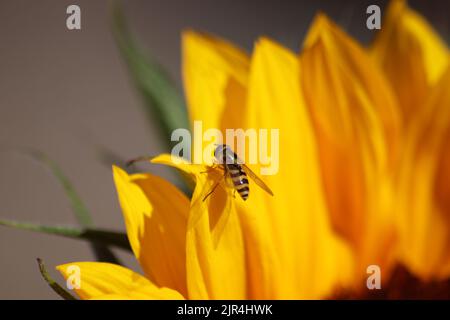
92, 284, 185, 300
371, 0, 448, 124
112, 166, 189, 296
300, 14, 400, 279
56, 262, 184, 300
152, 154, 247, 299
396, 66, 450, 279
182, 30, 249, 132
239, 37, 354, 298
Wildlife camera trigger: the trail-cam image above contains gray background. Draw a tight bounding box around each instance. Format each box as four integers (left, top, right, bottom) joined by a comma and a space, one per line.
0, 0, 448, 299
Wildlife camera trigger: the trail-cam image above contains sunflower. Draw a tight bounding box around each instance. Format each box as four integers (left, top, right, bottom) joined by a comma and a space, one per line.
57, 0, 450, 299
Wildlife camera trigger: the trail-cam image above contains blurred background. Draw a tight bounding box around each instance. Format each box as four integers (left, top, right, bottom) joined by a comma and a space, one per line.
0, 0, 448, 299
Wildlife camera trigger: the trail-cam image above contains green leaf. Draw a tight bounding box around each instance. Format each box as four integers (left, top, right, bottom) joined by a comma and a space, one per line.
24, 149, 123, 264
37, 258, 77, 300
0, 219, 132, 251
108, 2, 193, 196
28, 150, 93, 227
111, 1, 190, 148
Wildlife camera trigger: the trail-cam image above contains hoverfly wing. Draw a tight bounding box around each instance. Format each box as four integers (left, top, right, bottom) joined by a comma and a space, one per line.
242, 164, 274, 196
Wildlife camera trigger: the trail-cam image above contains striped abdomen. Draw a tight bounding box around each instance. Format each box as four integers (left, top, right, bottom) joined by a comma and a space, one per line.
226, 163, 249, 200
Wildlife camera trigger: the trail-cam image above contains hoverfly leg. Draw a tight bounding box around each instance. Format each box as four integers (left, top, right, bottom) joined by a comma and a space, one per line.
202, 171, 226, 201
200, 167, 215, 174
200, 163, 222, 174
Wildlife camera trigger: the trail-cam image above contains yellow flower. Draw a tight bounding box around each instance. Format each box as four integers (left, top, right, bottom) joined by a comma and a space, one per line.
57, 0, 450, 299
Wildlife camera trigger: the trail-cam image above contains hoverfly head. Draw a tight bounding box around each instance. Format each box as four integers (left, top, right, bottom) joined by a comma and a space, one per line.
214, 144, 233, 164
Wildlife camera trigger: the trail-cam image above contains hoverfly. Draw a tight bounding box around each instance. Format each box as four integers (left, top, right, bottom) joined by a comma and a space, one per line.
202, 144, 274, 201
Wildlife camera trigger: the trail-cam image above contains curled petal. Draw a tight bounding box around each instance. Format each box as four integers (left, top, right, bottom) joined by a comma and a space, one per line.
56, 262, 184, 300
301, 13, 400, 279
182, 30, 249, 132
371, 0, 448, 124
112, 166, 189, 296
396, 67, 450, 279
241, 37, 354, 298
152, 154, 247, 299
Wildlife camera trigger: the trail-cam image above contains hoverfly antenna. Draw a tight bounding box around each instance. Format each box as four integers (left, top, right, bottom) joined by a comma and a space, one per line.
125, 156, 151, 167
